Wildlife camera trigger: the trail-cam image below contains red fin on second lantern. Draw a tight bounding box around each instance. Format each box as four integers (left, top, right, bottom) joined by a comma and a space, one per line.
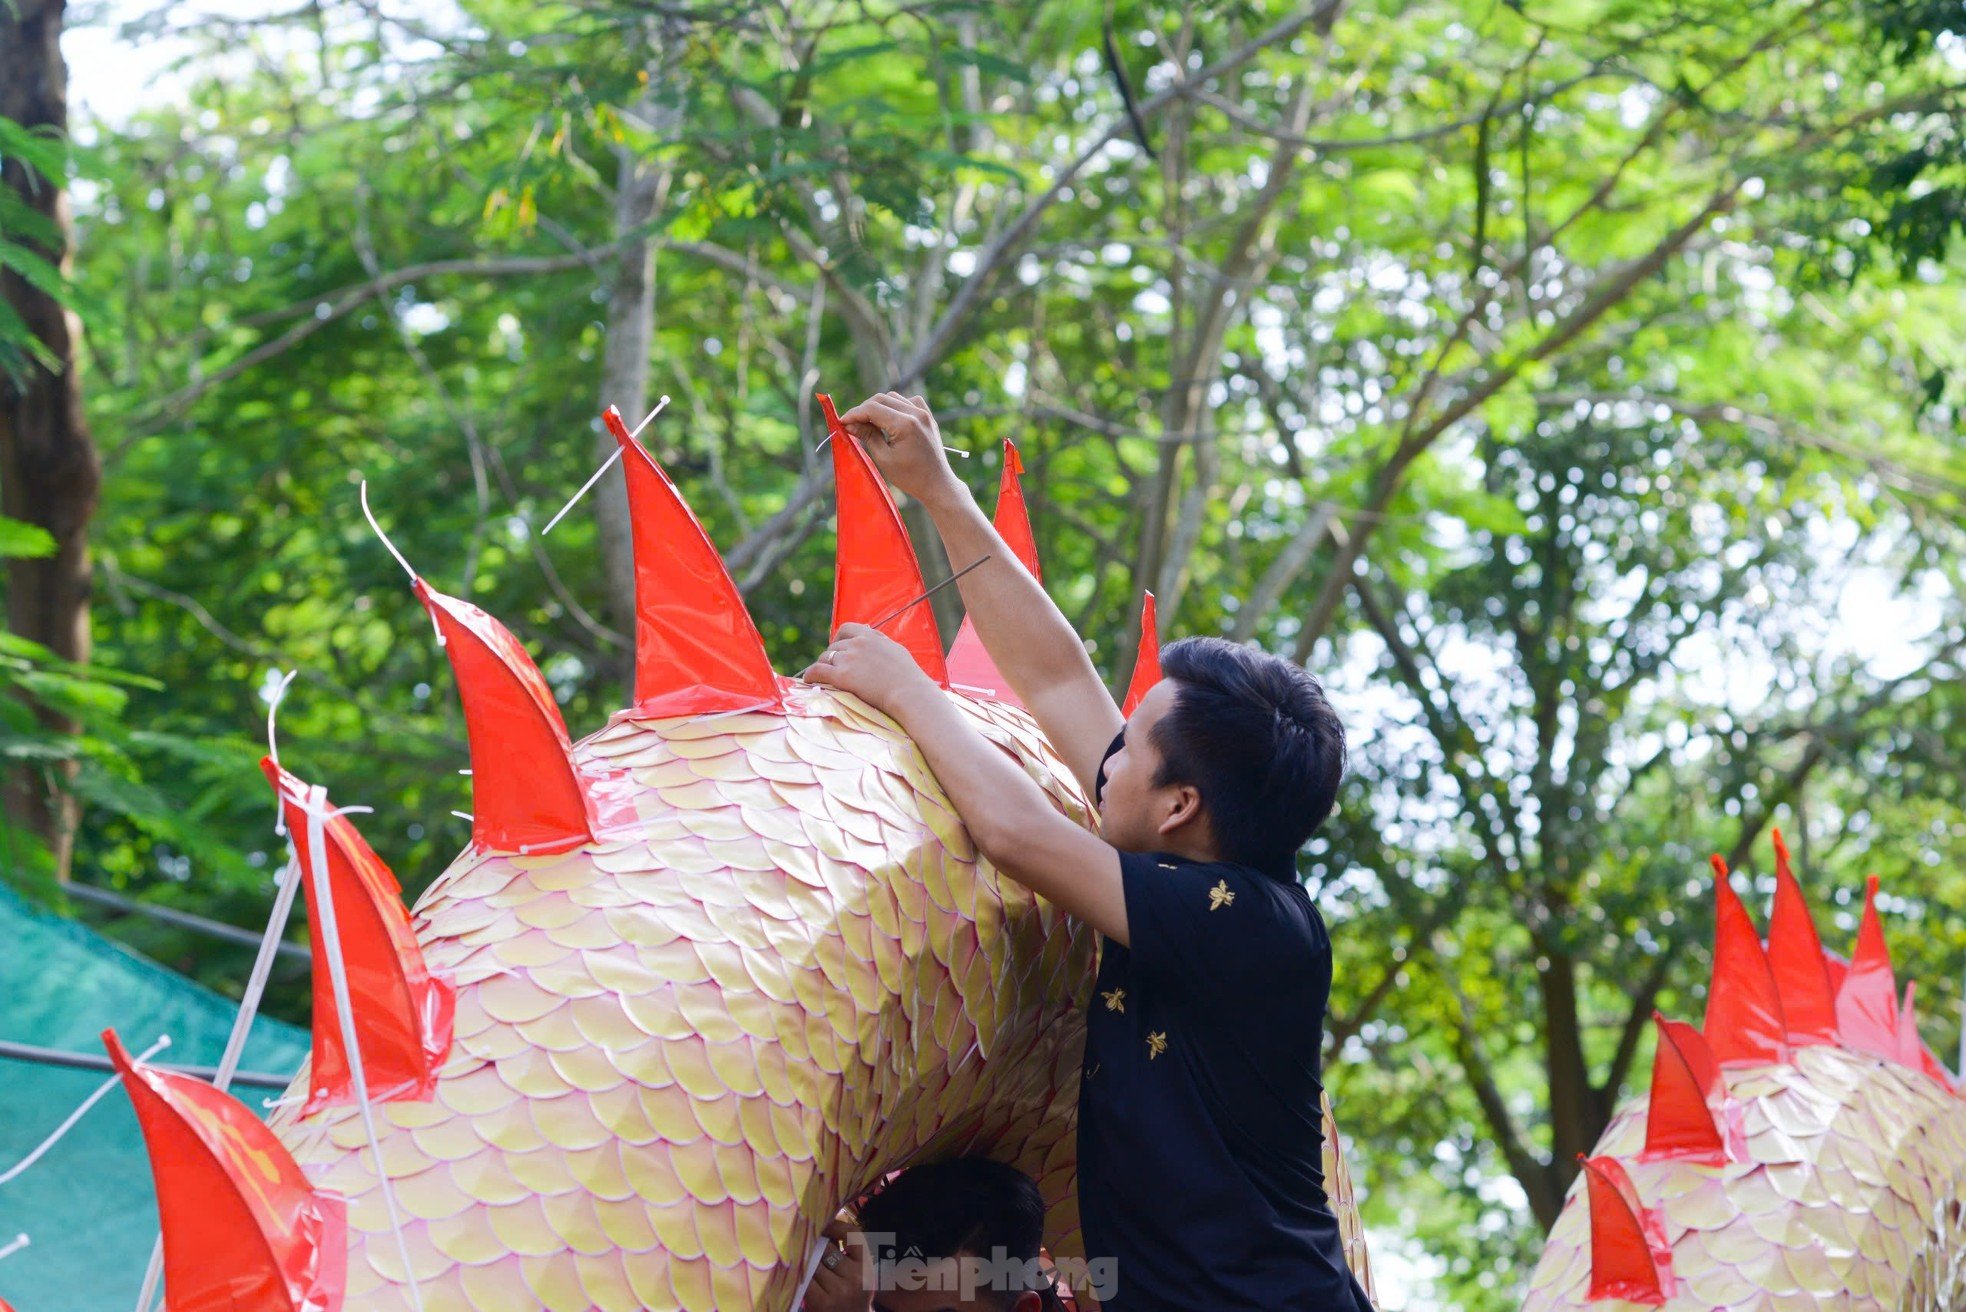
604, 406, 783, 719
415, 581, 596, 854
819, 392, 948, 686
1121, 590, 1163, 716
261, 758, 454, 1115
105, 1028, 346, 1312
947, 439, 1041, 707
1765, 827, 1839, 1047
1641, 1013, 1726, 1164
1581, 1155, 1672, 1304
1704, 855, 1788, 1067
1836, 873, 1900, 1061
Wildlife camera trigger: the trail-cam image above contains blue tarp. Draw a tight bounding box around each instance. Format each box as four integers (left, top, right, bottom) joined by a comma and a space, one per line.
0, 880, 307, 1311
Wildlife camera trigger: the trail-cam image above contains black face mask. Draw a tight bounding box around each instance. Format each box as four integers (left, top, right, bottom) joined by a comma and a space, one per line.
1092, 726, 1126, 811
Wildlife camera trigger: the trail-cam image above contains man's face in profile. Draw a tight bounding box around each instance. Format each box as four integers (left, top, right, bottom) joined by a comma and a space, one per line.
869, 1255, 1044, 1312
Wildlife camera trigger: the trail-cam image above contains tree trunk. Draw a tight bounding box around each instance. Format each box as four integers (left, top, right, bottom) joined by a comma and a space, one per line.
0, 0, 99, 881
593, 52, 681, 700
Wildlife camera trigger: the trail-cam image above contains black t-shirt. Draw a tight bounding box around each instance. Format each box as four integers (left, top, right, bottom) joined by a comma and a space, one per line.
1075, 848, 1373, 1311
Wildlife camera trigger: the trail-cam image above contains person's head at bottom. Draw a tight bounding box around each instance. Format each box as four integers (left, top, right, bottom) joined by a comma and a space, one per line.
807, 1157, 1059, 1312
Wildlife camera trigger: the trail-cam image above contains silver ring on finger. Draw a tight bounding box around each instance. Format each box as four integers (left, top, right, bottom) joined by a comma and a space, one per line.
822, 1246, 844, 1271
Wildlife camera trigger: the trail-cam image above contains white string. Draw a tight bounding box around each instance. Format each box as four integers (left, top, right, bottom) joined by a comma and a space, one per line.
0, 1234, 27, 1262
543, 396, 671, 536
0, 1035, 171, 1187
297, 784, 425, 1312
265, 668, 298, 836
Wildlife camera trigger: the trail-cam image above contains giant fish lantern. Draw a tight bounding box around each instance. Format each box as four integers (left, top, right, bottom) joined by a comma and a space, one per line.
1526, 832, 1966, 1311
108, 399, 1375, 1311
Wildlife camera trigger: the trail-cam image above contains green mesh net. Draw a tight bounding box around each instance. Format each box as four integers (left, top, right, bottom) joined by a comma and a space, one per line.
0, 880, 306, 1311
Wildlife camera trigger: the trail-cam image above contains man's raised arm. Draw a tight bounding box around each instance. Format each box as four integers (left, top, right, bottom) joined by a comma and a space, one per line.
838, 392, 1125, 800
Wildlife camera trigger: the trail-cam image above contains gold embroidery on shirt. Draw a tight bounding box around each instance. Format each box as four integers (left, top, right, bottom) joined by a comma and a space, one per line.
1209, 879, 1236, 910
1146, 1031, 1168, 1060
1101, 987, 1126, 1013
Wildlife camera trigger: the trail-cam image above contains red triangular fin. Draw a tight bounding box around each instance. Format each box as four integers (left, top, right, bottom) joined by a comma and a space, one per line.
947, 439, 1041, 707
1765, 827, 1838, 1046
415, 581, 596, 853
105, 1027, 346, 1312
1836, 873, 1900, 1060
261, 758, 455, 1115
818, 392, 948, 685
1899, 981, 1928, 1070
1704, 855, 1788, 1067
1121, 589, 1163, 716
1580, 1155, 1673, 1304
1918, 1035, 1958, 1094
1642, 1013, 1726, 1163
603, 405, 783, 718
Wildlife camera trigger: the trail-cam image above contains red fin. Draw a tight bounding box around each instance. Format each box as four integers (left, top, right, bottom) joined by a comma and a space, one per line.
1703, 855, 1788, 1067
819, 393, 948, 685
1121, 590, 1163, 716
1897, 982, 1954, 1091
105, 1028, 346, 1312
261, 758, 455, 1115
1641, 1014, 1726, 1163
1836, 873, 1900, 1060
946, 439, 1041, 707
1765, 828, 1838, 1046
604, 406, 782, 718
990, 438, 1042, 579
1899, 981, 1926, 1070
1580, 1155, 1673, 1304
1918, 1034, 1958, 1095
416, 581, 596, 853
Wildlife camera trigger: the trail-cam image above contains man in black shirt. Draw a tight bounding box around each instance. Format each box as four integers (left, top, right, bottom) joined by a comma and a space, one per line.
804, 392, 1372, 1312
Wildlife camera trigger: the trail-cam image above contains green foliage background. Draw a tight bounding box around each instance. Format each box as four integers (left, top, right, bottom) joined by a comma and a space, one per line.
4, 0, 1964, 1303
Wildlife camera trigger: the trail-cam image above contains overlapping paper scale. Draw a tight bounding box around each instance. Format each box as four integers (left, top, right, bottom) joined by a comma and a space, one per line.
1524, 1044, 1966, 1310
267, 681, 1200, 1310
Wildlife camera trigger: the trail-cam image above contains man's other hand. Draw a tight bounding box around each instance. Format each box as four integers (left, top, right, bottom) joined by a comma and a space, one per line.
802, 1216, 872, 1312
801, 621, 937, 719
839, 392, 965, 509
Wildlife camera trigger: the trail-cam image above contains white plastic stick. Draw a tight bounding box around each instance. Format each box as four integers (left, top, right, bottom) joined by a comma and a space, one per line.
265, 668, 298, 836
298, 785, 425, 1312
0, 1035, 170, 1186
0, 1234, 27, 1262
789, 1235, 833, 1312
359, 480, 418, 581
543, 396, 670, 535
359, 480, 443, 645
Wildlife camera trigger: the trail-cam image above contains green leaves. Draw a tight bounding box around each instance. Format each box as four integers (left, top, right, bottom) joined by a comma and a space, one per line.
0, 515, 56, 559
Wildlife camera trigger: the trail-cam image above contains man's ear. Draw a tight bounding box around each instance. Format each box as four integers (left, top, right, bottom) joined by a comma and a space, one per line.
1155, 783, 1205, 837
1011, 1292, 1045, 1312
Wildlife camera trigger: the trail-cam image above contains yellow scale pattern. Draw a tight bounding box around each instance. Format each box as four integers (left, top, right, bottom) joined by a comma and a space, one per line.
269, 680, 1375, 1310
1525, 1045, 1966, 1311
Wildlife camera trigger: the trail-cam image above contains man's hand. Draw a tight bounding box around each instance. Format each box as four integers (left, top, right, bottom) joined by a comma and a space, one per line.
801, 622, 939, 717
802, 1217, 871, 1312
838, 392, 966, 510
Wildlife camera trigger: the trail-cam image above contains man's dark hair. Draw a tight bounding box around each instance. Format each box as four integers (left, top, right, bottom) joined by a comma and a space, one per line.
858, 1157, 1048, 1308
1150, 636, 1346, 875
